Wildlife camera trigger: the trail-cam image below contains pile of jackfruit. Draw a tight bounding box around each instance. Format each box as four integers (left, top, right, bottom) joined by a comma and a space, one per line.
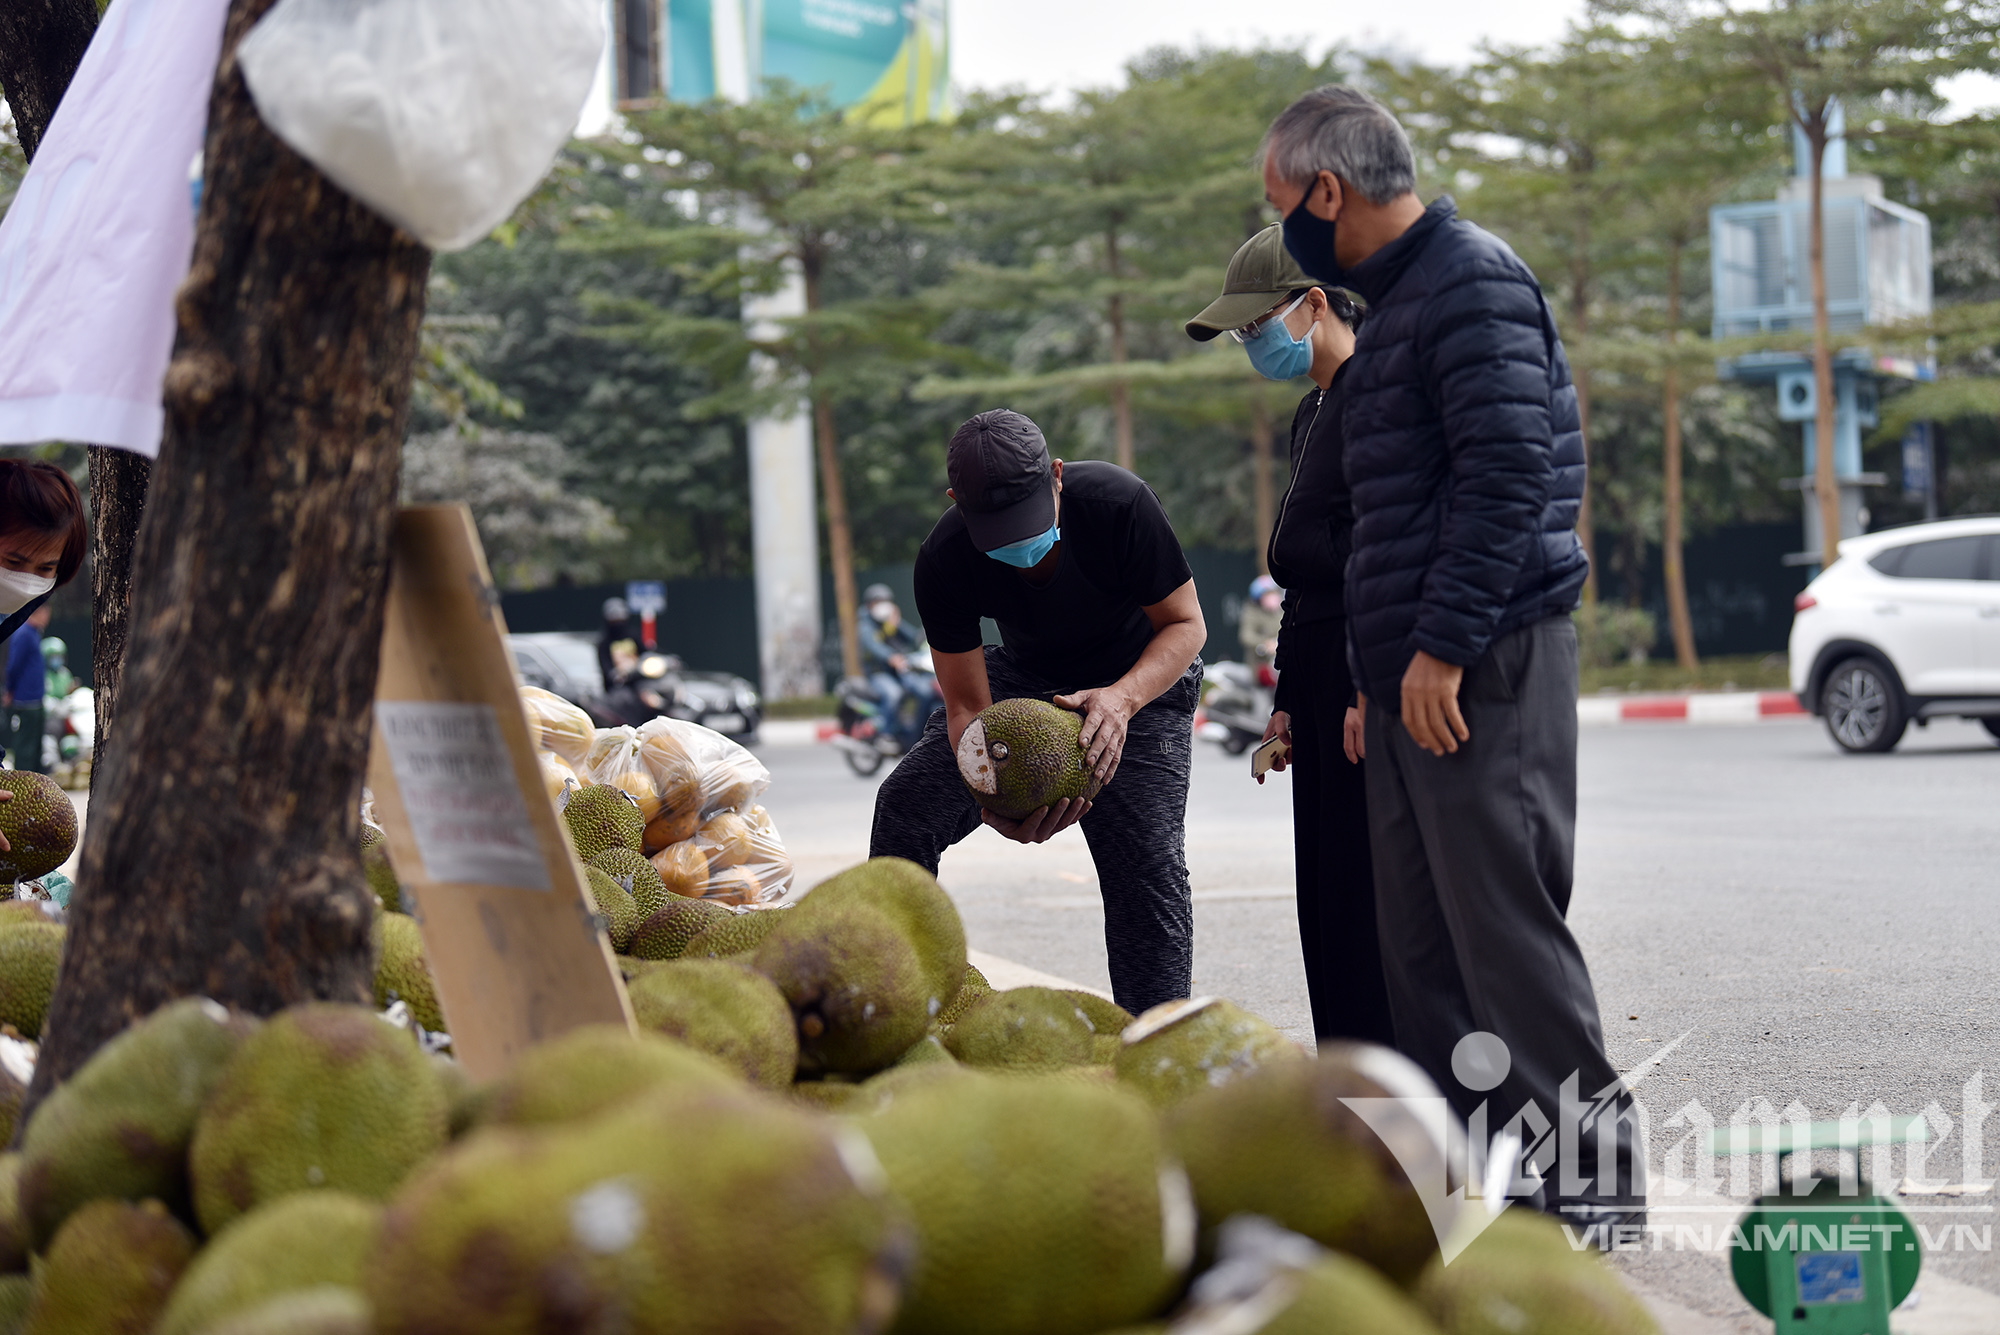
523, 688, 793, 905
0, 854, 1662, 1335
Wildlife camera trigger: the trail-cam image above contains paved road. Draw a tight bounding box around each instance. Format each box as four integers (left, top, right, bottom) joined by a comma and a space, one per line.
755, 713, 2000, 1327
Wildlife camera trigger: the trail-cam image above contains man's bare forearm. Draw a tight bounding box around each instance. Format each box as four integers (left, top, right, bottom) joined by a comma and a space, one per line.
1110, 618, 1204, 712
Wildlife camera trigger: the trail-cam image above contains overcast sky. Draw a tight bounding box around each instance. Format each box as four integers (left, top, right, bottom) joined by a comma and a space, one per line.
949, 0, 2000, 116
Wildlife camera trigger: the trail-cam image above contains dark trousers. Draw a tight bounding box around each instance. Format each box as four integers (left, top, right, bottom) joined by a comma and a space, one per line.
1283, 617, 1395, 1046
1365, 616, 1641, 1209
869, 646, 1201, 1015
6, 706, 44, 775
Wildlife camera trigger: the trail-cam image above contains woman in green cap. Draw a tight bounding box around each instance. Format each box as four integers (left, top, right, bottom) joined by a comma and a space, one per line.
1185, 223, 1390, 1048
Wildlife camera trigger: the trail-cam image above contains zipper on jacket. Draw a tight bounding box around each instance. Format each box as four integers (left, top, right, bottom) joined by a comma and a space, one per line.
1269, 387, 1327, 561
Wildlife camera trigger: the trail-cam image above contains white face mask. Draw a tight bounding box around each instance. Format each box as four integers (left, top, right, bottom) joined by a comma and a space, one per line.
0, 568, 55, 615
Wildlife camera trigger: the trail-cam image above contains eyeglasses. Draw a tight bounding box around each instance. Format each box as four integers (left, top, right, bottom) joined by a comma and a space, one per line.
1228, 292, 1308, 344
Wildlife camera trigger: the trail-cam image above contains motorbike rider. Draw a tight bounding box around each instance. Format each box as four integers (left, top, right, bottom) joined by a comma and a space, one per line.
1185, 222, 1390, 1047
40, 636, 72, 700
857, 583, 937, 751
1239, 575, 1283, 671
596, 597, 631, 693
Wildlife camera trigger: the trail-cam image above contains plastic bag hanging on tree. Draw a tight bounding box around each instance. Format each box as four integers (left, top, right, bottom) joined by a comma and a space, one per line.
236, 0, 603, 251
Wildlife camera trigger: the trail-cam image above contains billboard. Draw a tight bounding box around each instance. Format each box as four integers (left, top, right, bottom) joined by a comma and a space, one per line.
660, 0, 949, 123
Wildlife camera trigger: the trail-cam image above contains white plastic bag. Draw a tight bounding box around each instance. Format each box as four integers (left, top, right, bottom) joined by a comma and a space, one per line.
237, 0, 603, 251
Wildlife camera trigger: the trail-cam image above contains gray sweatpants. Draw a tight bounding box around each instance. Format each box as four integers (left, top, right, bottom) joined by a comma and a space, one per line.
869, 646, 1201, 1015
1366, 615, 1642, 1210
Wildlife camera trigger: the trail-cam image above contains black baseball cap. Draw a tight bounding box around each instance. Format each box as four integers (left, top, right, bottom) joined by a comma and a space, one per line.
947, 409, 1057, 551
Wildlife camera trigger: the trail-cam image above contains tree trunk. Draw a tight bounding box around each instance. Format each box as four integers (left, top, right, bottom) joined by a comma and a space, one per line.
85, 447, 149, 759
1248, 390, 1274, 576
0, 0, 158, 768
1568, 230, 1598, 607
801, 250, 861, 682
24, 0, 431, 1116
1106, 228, 1134, 473
1807, 115, 1842, 570
1661, 238, 1698, 671
0, 0, 99, 160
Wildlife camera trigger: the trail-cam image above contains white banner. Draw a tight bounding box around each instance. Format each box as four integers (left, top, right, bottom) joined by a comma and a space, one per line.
0, 0, 230, 457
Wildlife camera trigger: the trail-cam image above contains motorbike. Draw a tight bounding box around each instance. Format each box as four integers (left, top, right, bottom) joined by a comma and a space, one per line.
1197, 660, 1275, 755
46, 687, 95, 790
600, 649, 688, 729
830, 647, 939, 777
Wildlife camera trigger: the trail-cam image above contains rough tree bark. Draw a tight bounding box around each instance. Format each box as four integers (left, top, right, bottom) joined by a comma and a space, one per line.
0, 0, 156, 763
0, 0, 98, 160
24, 0, 432, 1114
1661, 238, 1698, 671
800, 247, 861, 682
1803, 111, 1842, 570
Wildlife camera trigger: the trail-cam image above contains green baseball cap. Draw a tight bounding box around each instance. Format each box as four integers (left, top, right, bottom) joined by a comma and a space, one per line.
1185, 223, 1315, 342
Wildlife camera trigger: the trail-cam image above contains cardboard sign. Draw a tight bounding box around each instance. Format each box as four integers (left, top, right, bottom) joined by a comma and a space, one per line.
368, 505, 631, 1080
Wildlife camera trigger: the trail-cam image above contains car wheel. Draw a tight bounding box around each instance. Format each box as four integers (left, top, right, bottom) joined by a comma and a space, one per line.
1821, 657, 1908, 753
1981, 717, 2000, 744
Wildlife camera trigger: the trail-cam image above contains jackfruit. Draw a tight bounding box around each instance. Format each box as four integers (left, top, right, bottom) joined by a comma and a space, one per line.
0, 1065, 22, 1151
945, 987, 1100, 1072
0, 902, 57, 930
752, 858, 967, 1077
188, 1003, 447, 1234
789, 1079, 864, 1113
861, 1072, 1191, 1335
629, 895, 732, 960
0, 1157, 23, 1272
0, 774, 75, 882
1115, 996, 1304, 1108
1416, 1208, 1659, 1335
1068, 990, 1134, 1036
358, 825, 400, 913
1164, 1043, 1454, 1288
201, 1287, 371, 1335
22, 1198, 196, 1335
893, 1033, 954, 1069
955, 698, 1102, 820
936, 962, 991, 1026
650, 840, 709, 896
0, 1276, 29, 1335
478, 1025, 739, 1128
372, 912, 444, 1033
19, 997, 256, 1249
681, 906, 788, 959
561, 785, 645, 861
155, 1192, 383, 1335
433, 1055, 482, 1139
0, 924, 61, 1039
625, 960, 797, 1088
589, 846, 669, 917
584, 866, 641, 951
367, 1087, 906, 1335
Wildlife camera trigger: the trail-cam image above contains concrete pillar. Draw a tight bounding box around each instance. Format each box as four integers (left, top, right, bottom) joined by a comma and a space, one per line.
743, 264, 822, 698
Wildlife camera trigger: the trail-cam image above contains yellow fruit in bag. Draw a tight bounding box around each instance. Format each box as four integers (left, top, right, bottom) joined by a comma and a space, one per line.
537, 752, 578, 803
609, 768, 663, 822
650, 841, 709, 898
705, 866, 761, 905
519, 687, 593, 767
696, 812, 755, 870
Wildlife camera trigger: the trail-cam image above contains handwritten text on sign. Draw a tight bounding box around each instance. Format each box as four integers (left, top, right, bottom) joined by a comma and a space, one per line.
375, 702, 551, 891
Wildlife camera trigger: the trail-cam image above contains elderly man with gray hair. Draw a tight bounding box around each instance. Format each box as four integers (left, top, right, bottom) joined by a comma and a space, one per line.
1259, 85, 1643, 1231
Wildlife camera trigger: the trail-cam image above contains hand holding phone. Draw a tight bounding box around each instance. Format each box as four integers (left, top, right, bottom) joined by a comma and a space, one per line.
1250, 734, 1291, 780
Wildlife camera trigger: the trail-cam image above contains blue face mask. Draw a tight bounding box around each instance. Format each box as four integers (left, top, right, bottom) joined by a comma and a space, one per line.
1243, 309, 1313, 382
986, 523, 1060, 569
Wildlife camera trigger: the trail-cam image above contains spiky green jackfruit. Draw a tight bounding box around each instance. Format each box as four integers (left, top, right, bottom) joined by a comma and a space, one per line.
1416, 1209, 1659, 1335
584, 866, 641, 952
625, 960, 797, 1089
372, 913, 444, 1032
588, 847, 669, 918
0, 774, 76, 882
861, 1072, 1192, 1335
0, 924, 62, 1040
751, 858, 966, 1077
359, 825, 400, 913
629, 896, 732, 961
22, 1198, 196, 1335
0, 1157, 24, 1273
155, 1193, 383, 1335
935, 962, 991, 1027
19, 997, 256, 1249
201, 1287, 371, 1335
681, 906, 790, 959
1114, 996, 1304, 1108
1164, 1043, 1453, 1288
561, 786, 645, 861
954, 699, 1102, 821
366, 1088, 907, 1335
0, 1274, 31, 1335
944, 987, 1099, 1073
477, 1025, 739, 1129
188, 1004, 447, 1235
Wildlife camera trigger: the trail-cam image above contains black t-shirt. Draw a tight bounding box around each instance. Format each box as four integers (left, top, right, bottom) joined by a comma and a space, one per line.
914, 461, 1193, 690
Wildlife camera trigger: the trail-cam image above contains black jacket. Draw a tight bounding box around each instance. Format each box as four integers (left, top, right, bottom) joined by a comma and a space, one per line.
1268, 366, 1353, 715
1336, 197, 1588, 705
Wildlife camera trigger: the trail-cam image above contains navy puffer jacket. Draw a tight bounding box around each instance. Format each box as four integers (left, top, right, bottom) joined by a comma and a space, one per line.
1336, 197, 1588, 706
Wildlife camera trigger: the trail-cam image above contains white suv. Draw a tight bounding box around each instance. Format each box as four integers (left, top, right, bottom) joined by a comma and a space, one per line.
1789, 516, 2000, 753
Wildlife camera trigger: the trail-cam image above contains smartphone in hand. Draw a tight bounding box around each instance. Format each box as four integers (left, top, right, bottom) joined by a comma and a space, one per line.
1250, 734, 1291, 779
